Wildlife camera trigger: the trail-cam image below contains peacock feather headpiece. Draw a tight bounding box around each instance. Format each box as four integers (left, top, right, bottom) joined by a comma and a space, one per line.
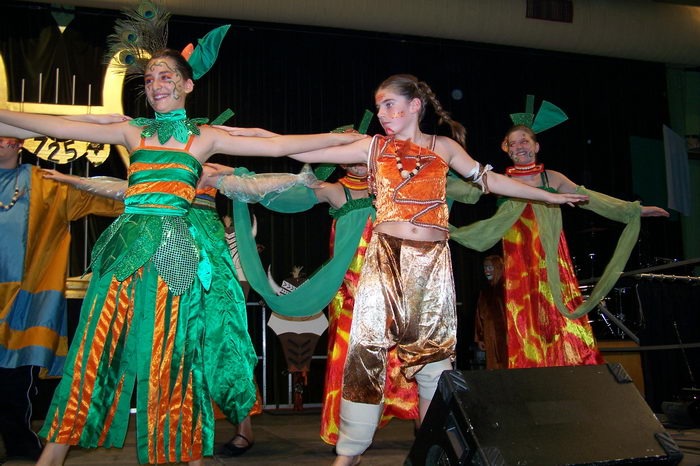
106, 1, 230, 82
106, 1, 170, 79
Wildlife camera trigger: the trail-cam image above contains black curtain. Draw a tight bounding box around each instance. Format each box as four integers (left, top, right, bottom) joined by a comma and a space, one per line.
2, 1, 684, 382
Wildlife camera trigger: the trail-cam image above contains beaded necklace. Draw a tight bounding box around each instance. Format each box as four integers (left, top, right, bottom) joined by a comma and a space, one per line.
395, 139, 423, 179
338, 173, 368, 191
0, 168, 23, 211
506, 163, 545, 177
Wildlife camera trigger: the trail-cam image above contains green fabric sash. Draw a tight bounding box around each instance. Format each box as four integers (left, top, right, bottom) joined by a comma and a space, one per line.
450, 186, 640, 319
235, 170, 482, 317
233, 197, 374, 317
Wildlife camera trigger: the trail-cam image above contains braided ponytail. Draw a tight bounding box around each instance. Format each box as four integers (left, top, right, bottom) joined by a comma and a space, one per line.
377, 74, 467, 148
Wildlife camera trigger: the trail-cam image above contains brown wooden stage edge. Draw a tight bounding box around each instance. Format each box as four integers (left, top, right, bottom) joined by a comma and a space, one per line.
407, 364, 683, 466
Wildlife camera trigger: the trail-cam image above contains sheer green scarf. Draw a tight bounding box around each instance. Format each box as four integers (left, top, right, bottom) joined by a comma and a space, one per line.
450, 186, 640, 319
233, 171, 482, 317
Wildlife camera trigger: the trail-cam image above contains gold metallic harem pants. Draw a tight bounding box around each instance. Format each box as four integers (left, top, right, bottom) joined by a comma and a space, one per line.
342, 232, 456, 405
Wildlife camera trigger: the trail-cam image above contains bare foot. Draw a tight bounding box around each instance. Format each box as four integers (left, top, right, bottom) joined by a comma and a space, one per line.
36, 443, 70, 466
332, 454, 361, 466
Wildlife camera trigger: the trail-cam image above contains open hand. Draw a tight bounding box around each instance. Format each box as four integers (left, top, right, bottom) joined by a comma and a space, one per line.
41, 168, 76, 183
548, 192, 589, 207
641, 206, 670, 217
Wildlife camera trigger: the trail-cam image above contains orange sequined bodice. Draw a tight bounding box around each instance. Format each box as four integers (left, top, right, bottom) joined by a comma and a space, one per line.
370, 136, 449, 232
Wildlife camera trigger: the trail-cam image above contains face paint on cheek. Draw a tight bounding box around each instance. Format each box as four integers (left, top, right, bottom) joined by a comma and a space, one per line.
0, 139, 21, 150
391, 111, 405, 119
170, 73, 184, 100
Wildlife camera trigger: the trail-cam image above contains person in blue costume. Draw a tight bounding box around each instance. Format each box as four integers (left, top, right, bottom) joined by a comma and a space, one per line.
0, 114, 126, 463
0, 42, 364, 465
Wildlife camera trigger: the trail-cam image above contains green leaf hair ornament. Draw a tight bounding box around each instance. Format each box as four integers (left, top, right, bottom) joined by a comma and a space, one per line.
509, 95, 568, 134
181, 25, 231, 80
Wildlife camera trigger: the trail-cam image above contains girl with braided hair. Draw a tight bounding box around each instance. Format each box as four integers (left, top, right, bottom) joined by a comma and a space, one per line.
220, 74, 588, 464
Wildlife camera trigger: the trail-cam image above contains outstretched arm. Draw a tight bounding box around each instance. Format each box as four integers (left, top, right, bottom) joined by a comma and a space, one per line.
199, 163, 319, 203
0, 114, 130, 140
284, 137, 371, 164
207, 125, 367, 158
487, 173, 587, 205
0, 109, 130, 146
42, 169, 127, 200
548, 170, 669, 216
641, 206, 669, 217
446, 139, 587, 205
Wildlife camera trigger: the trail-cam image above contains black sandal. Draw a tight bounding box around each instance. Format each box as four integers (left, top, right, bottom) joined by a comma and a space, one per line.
220, 433, 254, 457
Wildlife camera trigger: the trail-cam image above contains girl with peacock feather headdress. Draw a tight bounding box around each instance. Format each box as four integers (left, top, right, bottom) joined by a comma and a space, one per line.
0, 2, 364, 465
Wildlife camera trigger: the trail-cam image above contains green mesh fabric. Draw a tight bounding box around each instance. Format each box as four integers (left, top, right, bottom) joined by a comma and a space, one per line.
152, 216, 200, 296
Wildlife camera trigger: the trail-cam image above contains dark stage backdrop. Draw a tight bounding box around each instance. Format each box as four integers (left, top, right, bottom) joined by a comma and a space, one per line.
2, 2, 685, 405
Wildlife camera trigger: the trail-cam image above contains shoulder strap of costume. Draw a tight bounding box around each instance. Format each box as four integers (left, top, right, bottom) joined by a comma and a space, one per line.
430, 134, 437, 151
184, 134, 196, 152
367, 134, 382, 196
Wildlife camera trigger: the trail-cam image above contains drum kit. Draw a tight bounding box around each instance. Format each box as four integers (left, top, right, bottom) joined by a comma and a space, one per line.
571, 224, 696, 342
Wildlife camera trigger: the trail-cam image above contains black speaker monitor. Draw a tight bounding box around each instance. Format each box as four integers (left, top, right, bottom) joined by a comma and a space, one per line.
407, 364, 683, 465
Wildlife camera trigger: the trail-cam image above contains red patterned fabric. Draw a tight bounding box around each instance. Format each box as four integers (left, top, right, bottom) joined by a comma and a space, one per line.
503, 204, 604, 368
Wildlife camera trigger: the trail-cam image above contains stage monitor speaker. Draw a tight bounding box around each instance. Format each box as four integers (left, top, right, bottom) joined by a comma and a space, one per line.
406, 364, 683, 466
